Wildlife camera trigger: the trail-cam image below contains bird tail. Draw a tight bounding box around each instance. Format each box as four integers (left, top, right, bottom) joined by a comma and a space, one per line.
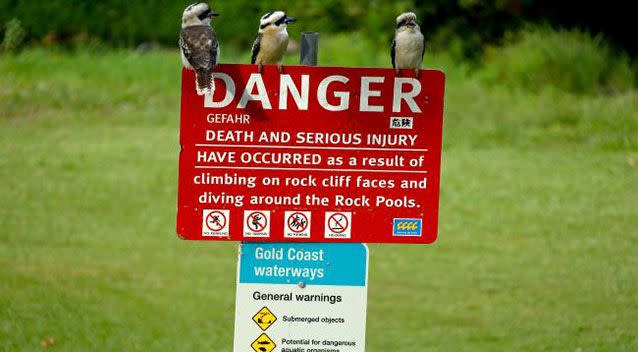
196, 70, 215, 96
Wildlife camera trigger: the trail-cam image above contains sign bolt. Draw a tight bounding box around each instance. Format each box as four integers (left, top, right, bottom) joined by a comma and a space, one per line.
298, 281, 306, 288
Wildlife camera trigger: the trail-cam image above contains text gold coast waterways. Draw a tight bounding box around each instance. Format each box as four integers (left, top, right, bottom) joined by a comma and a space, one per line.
251, 247, 327, 281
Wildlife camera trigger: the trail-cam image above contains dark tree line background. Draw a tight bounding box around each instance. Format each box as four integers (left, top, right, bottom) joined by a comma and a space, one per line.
0, 0, 635, 57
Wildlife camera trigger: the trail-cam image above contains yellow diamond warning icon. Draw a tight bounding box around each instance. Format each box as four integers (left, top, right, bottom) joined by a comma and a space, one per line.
251, 333, 276, 352
252, 307, 277, 331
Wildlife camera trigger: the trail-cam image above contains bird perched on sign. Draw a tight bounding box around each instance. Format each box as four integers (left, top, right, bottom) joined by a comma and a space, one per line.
251, 11, 297, 73
391, 12, 425, 77
179, 2, 220, 95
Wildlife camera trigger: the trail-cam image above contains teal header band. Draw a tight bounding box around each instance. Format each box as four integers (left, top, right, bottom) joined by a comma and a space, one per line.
239, 243, 368, 287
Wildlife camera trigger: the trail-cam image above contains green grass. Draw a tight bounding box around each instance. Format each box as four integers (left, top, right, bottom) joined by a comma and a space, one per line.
479, 26, 636, 95
1, 41, 637, 351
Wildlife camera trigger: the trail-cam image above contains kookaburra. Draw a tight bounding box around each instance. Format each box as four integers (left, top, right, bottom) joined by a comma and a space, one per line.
391, 12, 425, 77
251, 11, 296, 73
179, 3, 220, 95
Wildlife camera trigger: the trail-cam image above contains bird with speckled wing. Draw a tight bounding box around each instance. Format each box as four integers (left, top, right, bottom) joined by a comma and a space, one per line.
179, 3, 220, 95
251, 11, 297, 74
391, 12, 425, 78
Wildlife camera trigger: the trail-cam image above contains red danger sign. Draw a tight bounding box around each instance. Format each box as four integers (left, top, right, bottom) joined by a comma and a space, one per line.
177, 64, 445, 244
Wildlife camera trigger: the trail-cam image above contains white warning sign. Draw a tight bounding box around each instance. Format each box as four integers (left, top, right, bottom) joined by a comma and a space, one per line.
233, 243, 368, 352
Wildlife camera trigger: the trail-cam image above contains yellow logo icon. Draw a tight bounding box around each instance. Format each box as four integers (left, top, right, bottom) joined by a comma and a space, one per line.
252, 307, 277, 331
396, 221, 418, 231
251, 333, 276, 352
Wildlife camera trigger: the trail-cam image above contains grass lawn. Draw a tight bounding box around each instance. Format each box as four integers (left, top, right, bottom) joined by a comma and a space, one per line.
1, 47, 637, 351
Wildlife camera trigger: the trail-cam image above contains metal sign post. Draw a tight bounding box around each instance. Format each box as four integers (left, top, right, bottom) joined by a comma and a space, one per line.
300, 32, 319, 66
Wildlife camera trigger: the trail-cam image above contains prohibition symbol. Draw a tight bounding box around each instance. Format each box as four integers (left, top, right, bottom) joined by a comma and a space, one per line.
246, 211, 268, 232
287, 212, 309, 233
328, 213, 349, 234
206, 211, 227, 231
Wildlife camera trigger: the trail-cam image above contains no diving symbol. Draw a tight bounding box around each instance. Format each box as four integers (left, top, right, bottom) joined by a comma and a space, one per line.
287, 212, 309, 233
247, 211, 268, 232
328, 213, 349, 234
206, 211, 227, 231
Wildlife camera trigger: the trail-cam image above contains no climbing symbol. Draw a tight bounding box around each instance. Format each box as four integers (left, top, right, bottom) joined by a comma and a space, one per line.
247, 211, 267, 232
243, 210, 271, 238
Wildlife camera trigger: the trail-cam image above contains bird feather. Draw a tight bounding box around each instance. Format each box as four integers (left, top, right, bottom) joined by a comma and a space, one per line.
251, 33, 262, 65
391, 38, 397, 69
180, 25, 218, 95
180, 25, 218, 70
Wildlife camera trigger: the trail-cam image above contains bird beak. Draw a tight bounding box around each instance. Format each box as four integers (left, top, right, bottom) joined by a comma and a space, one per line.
408, 19, 417, 26
284, 17, 297, 24
209, 11, 220, 18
